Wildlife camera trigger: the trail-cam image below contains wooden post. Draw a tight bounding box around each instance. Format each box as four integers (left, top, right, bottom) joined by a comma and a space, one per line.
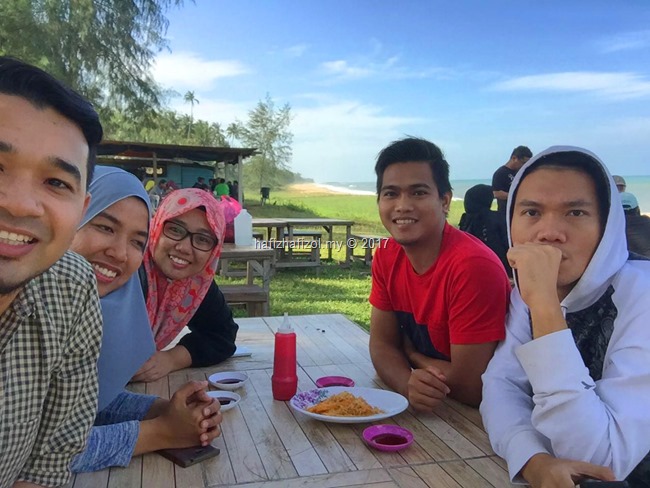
237, 154, 243, 202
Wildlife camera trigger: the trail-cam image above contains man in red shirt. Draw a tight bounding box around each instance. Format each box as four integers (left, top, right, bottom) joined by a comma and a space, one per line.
369, 137, 510, 411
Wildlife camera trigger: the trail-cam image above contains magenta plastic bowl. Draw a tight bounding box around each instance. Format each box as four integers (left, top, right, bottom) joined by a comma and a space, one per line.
363, 424, 414, 452
315, 376, 355, 388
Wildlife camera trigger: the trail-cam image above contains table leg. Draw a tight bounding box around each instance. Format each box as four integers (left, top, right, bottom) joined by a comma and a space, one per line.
246, 260, 254, 285
324, 226, 333, 261
345, 224, 352, 266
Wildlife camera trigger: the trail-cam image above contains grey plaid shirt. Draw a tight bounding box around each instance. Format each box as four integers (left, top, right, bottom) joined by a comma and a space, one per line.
0, 251, 102, 488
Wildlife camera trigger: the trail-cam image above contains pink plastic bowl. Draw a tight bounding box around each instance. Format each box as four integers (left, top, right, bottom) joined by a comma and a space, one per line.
363, 424, 414, 452
315, 376, 355, 388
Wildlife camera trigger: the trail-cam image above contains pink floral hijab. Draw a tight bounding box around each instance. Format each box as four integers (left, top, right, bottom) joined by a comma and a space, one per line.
143, 188, 225, 349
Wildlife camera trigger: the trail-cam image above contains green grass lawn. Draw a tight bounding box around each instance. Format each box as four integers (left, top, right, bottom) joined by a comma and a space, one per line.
219, 188, 465, 330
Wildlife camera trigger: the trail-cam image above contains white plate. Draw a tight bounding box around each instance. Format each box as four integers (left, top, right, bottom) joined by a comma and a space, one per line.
206, 390, 241, 412
208, 371, 249, 390
290, 387, 408, 424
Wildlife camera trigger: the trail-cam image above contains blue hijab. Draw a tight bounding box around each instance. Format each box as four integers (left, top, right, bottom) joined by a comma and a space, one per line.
81, 166, 156, 411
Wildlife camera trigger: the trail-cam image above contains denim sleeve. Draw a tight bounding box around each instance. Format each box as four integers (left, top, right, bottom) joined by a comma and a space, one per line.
70, 421, 140, 472
70, 391, 158, 472
95, 390, 158, 425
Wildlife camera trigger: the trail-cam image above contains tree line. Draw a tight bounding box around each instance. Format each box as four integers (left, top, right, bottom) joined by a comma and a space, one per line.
0, 0, 300, 189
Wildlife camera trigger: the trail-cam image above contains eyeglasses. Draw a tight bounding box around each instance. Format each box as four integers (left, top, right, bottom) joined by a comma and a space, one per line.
162, 221, 218, 251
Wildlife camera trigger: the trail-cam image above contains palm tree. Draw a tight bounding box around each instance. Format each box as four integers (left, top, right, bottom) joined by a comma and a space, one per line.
184, 90, 199, 138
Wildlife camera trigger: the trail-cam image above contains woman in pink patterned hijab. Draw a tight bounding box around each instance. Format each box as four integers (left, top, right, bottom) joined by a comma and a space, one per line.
134, 188, 239, 382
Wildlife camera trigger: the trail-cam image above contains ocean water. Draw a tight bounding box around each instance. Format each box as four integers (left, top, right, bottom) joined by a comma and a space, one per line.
326, 176, 650, 212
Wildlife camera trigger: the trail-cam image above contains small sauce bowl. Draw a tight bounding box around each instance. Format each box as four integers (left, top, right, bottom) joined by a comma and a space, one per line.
208, 371, 249, 390
206, 391, 241, 412
363, 424, 414, 452
315, 376, 355, 388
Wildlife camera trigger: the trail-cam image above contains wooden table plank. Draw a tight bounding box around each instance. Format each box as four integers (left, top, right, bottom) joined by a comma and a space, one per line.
236, 372, 298, 480
411, 463, 463, 488
430, 403, 494, 455
438, 460, 494, 488
71, 470, 109, 488
248, 369, 329, 477
465, 457, 517, 488
388, 466, 435, 488
325, 422, 382, 471
141, 453, 174, 488
393, 411, 459, 463
219, 399, 265, 484
234, 468, 392, 488
410, 413, 484, 460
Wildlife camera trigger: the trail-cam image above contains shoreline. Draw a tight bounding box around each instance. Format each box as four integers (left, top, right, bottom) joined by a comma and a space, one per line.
287, 183, 375, 196
287, 183, 648, 215
288, 183, 463, 201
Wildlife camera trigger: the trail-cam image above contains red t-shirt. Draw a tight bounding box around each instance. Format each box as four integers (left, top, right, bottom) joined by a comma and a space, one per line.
370, 223, 510, 358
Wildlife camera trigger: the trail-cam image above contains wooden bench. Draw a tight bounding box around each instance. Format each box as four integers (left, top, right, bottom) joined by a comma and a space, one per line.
350, 234, 385, 265
282, 230, 323, 240
220, 284, 269, 317
277, 229, 322, 269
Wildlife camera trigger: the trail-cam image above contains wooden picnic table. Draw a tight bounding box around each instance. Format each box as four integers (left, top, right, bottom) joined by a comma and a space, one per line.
251, 218, 288, 241
252, 218, 355, 266
70, 314, 514, 488
283, 218, 354, 265
219, 243, 275, 291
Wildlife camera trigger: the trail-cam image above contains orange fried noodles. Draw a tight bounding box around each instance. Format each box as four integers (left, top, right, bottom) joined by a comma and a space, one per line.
306, 391, 384, 417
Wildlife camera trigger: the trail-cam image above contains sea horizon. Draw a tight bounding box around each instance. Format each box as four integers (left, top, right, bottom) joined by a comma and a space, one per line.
322, 176, 650, 212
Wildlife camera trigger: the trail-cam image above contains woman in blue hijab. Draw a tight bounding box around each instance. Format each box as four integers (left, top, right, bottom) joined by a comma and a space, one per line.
70, 167, 223, 472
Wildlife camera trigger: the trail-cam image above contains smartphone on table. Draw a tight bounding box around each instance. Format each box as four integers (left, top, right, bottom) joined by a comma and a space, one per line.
158, 445, 220, 468
579, 481, 629, 487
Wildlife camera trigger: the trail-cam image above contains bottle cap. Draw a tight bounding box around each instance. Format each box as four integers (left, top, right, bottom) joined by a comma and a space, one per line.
278, 312, 293, 333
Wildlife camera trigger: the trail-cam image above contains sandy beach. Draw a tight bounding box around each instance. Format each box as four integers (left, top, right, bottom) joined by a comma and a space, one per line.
287, 183, 375, 196
288, 183, 469, 201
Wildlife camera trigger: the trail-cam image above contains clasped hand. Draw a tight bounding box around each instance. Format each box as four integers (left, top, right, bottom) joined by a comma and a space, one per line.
407, 366, 450, 412
160, 380, 222, 448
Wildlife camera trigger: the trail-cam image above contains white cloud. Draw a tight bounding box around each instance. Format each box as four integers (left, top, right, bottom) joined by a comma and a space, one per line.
152, 51, 250, 91
597, 30, 650, 53
284, 44, 309, 57
320, 60, 374, 80
491, 71, 650, 100
290, 99, 424, 181
169, 97, 250, 127
319, 56, 453, 83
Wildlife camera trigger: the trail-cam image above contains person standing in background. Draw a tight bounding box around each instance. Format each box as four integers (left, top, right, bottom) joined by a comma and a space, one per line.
230, 179, 240, 200
613, 175, 627, 193
492, 146, 533, 214
621, 192, 650, 258
215, 178, 230, 197
192, 176, 209, 191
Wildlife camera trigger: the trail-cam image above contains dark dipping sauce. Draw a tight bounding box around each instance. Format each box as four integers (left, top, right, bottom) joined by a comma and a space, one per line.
217, 379, 242, 384
218, 399, 233, 405
372, 434, 407, 446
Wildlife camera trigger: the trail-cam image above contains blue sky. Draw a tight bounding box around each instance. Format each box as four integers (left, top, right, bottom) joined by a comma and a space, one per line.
152, 0, 650, 183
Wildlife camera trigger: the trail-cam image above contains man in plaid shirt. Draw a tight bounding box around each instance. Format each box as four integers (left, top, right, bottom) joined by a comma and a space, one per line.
0, 57, 103, 487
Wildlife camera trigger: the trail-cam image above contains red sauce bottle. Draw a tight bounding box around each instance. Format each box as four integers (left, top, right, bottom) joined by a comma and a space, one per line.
272, 313, 298, 400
